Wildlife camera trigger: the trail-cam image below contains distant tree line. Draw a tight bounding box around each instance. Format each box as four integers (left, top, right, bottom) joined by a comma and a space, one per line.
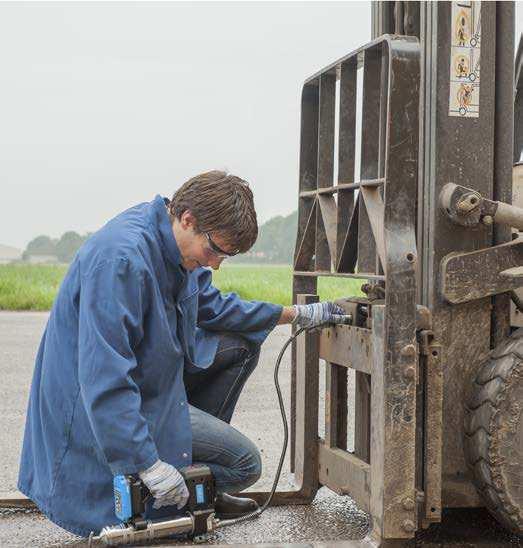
23, 232, 91, 263
23, 210, 298, 265
231, 210, 298, 264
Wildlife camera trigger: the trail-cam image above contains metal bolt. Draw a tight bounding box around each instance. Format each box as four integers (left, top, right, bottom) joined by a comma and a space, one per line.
400, 344, 416, 357
402, 519, 416, 533
402, 497, 415, 511
482, 215, 493, 226
404, 366, 416, 380
457, 194, 480, 213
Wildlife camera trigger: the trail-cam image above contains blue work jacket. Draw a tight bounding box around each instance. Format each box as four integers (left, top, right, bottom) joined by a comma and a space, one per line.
18, 195, 282, 537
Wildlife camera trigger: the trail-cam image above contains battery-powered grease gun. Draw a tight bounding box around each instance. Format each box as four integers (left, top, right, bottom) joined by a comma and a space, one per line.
88, 465, 217, 546
88, 309, 353, 546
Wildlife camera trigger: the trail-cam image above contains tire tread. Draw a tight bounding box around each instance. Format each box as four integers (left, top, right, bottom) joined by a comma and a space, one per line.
464, 332, 523, 535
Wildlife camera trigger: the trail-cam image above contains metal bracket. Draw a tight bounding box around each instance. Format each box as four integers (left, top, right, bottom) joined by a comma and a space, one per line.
440, 182, 523, 231
417, 329, 443, 527
416, 305, 432, 331
418, 329, 434, 356
441, 239, 523, 304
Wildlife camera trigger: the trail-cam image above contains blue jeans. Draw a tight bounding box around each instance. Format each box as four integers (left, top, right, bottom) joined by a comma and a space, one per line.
184, 334, 262, 493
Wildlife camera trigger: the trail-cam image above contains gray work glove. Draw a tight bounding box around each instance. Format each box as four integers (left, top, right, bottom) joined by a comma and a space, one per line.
292, 301, 347, 328
139, 460, 189, 510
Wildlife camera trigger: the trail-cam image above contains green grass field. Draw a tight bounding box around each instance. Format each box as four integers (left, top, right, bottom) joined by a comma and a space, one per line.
0, 264, 363, 311
0, 265, 67, 311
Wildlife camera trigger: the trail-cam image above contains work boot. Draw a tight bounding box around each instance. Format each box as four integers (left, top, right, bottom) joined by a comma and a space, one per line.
214, 492, 259, 519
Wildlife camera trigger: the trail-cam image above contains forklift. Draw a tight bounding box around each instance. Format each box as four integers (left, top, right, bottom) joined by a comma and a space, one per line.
279, 1, 522, 545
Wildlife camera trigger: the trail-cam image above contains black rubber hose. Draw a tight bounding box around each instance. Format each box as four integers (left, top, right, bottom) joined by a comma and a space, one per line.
217, 324, 313, 528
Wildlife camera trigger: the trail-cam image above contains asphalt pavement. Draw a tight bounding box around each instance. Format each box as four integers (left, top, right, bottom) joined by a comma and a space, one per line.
1, 312, 520, 548
0, 312, 369, 547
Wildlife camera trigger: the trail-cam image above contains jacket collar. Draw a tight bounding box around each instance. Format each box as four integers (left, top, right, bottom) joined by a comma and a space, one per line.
149, 194, 184, 270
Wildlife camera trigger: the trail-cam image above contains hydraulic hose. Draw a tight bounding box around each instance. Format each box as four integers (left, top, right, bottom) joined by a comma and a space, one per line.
217, 325, 307, 528
217, 319, 351, 528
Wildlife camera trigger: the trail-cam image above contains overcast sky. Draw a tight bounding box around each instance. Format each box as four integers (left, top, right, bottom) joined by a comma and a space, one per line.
0, 1, 371, 250
0, 2, 521, 250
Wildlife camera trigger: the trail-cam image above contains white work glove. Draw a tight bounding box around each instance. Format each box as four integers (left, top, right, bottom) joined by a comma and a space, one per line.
292, 301, 347, 328
139, 460, 189, 510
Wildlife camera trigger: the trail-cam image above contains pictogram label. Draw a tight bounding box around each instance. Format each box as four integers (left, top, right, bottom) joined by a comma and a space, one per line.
449, 1, 481, 118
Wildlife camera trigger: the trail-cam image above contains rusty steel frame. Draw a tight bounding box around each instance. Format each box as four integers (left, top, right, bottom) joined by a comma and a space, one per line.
288, 35, 421, 545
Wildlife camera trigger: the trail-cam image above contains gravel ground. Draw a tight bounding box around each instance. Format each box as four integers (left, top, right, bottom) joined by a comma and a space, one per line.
0, 312, 369, 547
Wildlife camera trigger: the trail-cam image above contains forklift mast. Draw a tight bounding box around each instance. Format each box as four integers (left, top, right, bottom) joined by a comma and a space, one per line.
373, 0, 515, 507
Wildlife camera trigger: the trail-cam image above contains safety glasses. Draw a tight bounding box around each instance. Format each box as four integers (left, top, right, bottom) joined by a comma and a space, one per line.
204, 232, 239, 259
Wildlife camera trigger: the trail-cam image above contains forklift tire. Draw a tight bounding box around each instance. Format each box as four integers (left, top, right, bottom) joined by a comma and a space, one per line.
464, 328, 523, 535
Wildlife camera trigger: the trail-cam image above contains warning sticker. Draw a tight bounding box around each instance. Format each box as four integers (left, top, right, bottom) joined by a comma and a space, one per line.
449, 1, 481, 118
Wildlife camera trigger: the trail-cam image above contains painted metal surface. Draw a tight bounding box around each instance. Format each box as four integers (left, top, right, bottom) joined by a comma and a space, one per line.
418, 330, 443, 526
388, 0, 518, 527
319, 326, 373, 374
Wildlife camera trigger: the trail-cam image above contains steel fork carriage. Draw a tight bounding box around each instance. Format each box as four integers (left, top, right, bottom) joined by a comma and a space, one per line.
241, 37, 425, 546
290, 34, 425, 544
